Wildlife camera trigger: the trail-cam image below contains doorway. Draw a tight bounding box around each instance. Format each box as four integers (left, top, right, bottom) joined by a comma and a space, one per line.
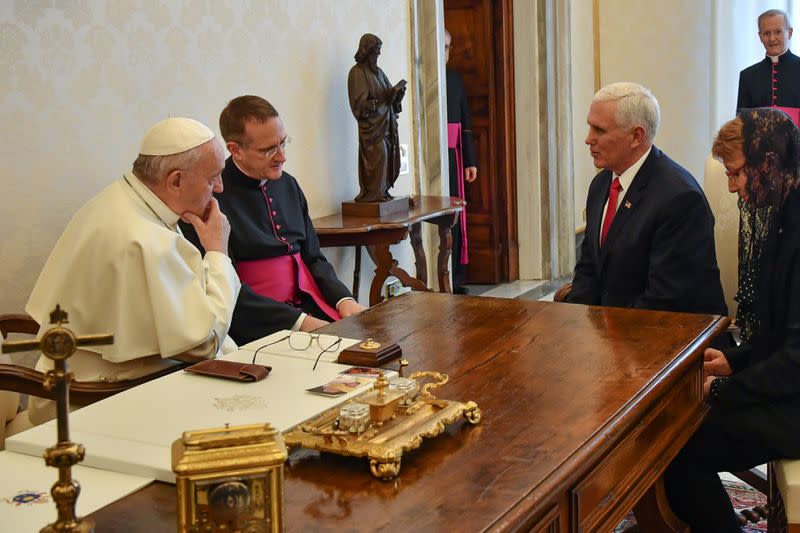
444, 0, 518, 283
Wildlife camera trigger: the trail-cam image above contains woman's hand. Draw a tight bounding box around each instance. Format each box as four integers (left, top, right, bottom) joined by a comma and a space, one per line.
703, 347, 733, 376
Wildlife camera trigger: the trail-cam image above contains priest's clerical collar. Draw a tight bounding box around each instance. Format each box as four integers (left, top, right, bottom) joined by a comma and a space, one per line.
231, 157, 270, 187
124, 172, 181, 231
768, 49, 790, 63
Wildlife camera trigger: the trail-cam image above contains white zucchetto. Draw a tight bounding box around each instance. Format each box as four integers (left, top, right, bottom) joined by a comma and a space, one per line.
139, 117, 215, 156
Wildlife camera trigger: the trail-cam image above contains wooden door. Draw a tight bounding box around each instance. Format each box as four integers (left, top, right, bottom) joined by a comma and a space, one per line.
445, 0, 517, 283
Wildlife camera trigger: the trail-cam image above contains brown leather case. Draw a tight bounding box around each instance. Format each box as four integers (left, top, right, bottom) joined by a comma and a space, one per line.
337, 341, 402, 367
184, 359, 271, 382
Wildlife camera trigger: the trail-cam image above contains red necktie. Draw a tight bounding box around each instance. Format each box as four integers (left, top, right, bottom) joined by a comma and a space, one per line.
600, 177, 623, 246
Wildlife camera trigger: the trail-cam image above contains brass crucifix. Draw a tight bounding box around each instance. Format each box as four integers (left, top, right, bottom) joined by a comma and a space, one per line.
2, 304, 113, 533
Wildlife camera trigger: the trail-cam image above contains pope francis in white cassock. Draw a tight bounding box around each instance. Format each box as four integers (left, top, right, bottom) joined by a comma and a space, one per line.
19, 117, 241, 427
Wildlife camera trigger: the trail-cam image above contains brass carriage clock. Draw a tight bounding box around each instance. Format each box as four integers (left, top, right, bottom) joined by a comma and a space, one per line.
172, 423, 288, 533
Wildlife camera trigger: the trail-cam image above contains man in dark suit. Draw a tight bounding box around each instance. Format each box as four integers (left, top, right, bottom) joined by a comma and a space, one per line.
445, 29, 477, 294
566, 82, 728, 318
737, 9, 800, 112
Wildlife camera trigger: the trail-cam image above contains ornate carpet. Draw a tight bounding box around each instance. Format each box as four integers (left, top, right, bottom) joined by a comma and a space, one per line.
614, 479, 767, 532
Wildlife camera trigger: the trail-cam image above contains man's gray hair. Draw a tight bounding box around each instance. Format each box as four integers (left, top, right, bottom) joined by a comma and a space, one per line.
131, 139, 217, 185
758, 9, 792, 30
592, 82, 660, 144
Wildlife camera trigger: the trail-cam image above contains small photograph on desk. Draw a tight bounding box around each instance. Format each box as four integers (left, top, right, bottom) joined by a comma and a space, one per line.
306, 376, 371, 397
339, 366, 386, 378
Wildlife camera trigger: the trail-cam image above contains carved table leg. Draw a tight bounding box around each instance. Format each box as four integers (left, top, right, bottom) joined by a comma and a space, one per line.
409, 222, 427, 285
352, 245, 361, 301
365, 244, 431, 307
365, 245, 394, 306
436, 218, 455, 294
632, 477, 689, 533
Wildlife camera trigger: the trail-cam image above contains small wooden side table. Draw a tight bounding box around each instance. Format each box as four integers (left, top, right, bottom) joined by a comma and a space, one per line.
312, 195, 465, 306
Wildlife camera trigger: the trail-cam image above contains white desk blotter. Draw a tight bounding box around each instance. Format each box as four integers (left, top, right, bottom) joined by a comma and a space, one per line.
0, 450, 151, 530
6, 350, 393, 483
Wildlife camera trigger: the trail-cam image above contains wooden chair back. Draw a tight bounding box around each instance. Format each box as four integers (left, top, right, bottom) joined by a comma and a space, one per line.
0, 313, 185, 406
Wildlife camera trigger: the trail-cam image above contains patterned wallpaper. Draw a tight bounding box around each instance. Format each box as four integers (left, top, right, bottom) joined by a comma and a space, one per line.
0, 1, 413, 313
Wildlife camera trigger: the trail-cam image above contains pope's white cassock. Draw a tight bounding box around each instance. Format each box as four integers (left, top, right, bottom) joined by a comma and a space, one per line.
25, 132, 240, 425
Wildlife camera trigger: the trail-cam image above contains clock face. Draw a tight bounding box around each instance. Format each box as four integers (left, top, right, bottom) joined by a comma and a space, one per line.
41, 330, 76, 360
192, 474, 272, 532
209, 481, 250, 522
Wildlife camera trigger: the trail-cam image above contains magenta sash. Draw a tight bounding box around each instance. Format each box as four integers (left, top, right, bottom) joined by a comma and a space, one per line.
236, 254, 341, 321
447, 122, 469, 264
774, 106, 800, 126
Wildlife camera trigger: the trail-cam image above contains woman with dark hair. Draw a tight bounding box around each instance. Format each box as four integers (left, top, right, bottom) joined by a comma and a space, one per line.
665, 108, 800, 531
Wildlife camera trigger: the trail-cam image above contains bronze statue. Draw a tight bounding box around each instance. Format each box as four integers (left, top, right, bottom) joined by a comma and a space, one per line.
347, 33, 407, 203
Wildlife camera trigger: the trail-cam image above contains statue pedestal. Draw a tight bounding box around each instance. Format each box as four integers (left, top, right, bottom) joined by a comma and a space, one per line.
342, 196, 410, 218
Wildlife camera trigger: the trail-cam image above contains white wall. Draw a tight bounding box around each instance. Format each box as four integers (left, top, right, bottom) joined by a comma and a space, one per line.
569, 0, 596, 231
597, 0, 713, 185
568, 0, 717, 233
515, 0, 545, 280
0, 1, 414, 313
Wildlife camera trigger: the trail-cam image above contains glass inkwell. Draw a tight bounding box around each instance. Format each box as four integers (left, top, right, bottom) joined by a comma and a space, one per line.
388, 377, 418, 406
338, 402, 370, 434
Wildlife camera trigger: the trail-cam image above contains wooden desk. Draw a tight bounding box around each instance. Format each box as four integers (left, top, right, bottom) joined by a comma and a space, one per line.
312, 195, 464, 305
88, 292, 728, 532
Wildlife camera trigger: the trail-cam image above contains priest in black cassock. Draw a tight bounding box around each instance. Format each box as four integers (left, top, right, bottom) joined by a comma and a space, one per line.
181, 95, 366, 344
737, 9, 800, 112
445, 29, 478, 294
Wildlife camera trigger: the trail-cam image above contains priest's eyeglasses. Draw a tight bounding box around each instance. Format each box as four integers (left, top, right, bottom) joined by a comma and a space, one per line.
251, 331, 342, 370
253, 136, 291, 159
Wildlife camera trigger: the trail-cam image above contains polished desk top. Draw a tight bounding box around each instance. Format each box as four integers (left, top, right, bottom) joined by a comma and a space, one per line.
88, 292, 727, 531
312, 195, 464, 234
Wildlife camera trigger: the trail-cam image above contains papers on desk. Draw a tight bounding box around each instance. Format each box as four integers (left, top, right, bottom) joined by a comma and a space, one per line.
0, 451, 151, 531
7, 332, 395, 484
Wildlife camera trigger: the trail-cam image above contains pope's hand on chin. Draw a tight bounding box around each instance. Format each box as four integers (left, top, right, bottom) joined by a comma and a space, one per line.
181, 198, 231, 254
180, 203, 212, 223
201, 201, 214, 221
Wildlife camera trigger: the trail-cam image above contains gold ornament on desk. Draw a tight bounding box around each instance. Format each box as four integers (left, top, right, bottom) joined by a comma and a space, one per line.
284, 370, 481, 479
359, 338, 380, 350
1, 304, 114, 533
172, 422, 288, 533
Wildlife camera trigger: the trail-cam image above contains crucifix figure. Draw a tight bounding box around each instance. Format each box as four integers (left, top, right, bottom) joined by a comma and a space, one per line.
2, 304, 113, 533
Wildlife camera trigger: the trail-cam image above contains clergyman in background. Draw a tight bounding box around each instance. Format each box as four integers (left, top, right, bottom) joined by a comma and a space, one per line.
737, 8, 800, 112
445, 29, 478, 294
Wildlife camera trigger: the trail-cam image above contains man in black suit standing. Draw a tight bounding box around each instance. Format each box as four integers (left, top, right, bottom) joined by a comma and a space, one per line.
737, 9, 800, 112
444, 29, 477, 294
566, 82, 727, 318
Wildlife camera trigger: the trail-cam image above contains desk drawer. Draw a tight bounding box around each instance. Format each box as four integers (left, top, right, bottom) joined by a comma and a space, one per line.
571, 365, 704, 532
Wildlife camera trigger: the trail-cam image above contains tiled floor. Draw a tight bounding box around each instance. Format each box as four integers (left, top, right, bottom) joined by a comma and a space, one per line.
464, 276, 571, 301
463, 280, 544, 299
